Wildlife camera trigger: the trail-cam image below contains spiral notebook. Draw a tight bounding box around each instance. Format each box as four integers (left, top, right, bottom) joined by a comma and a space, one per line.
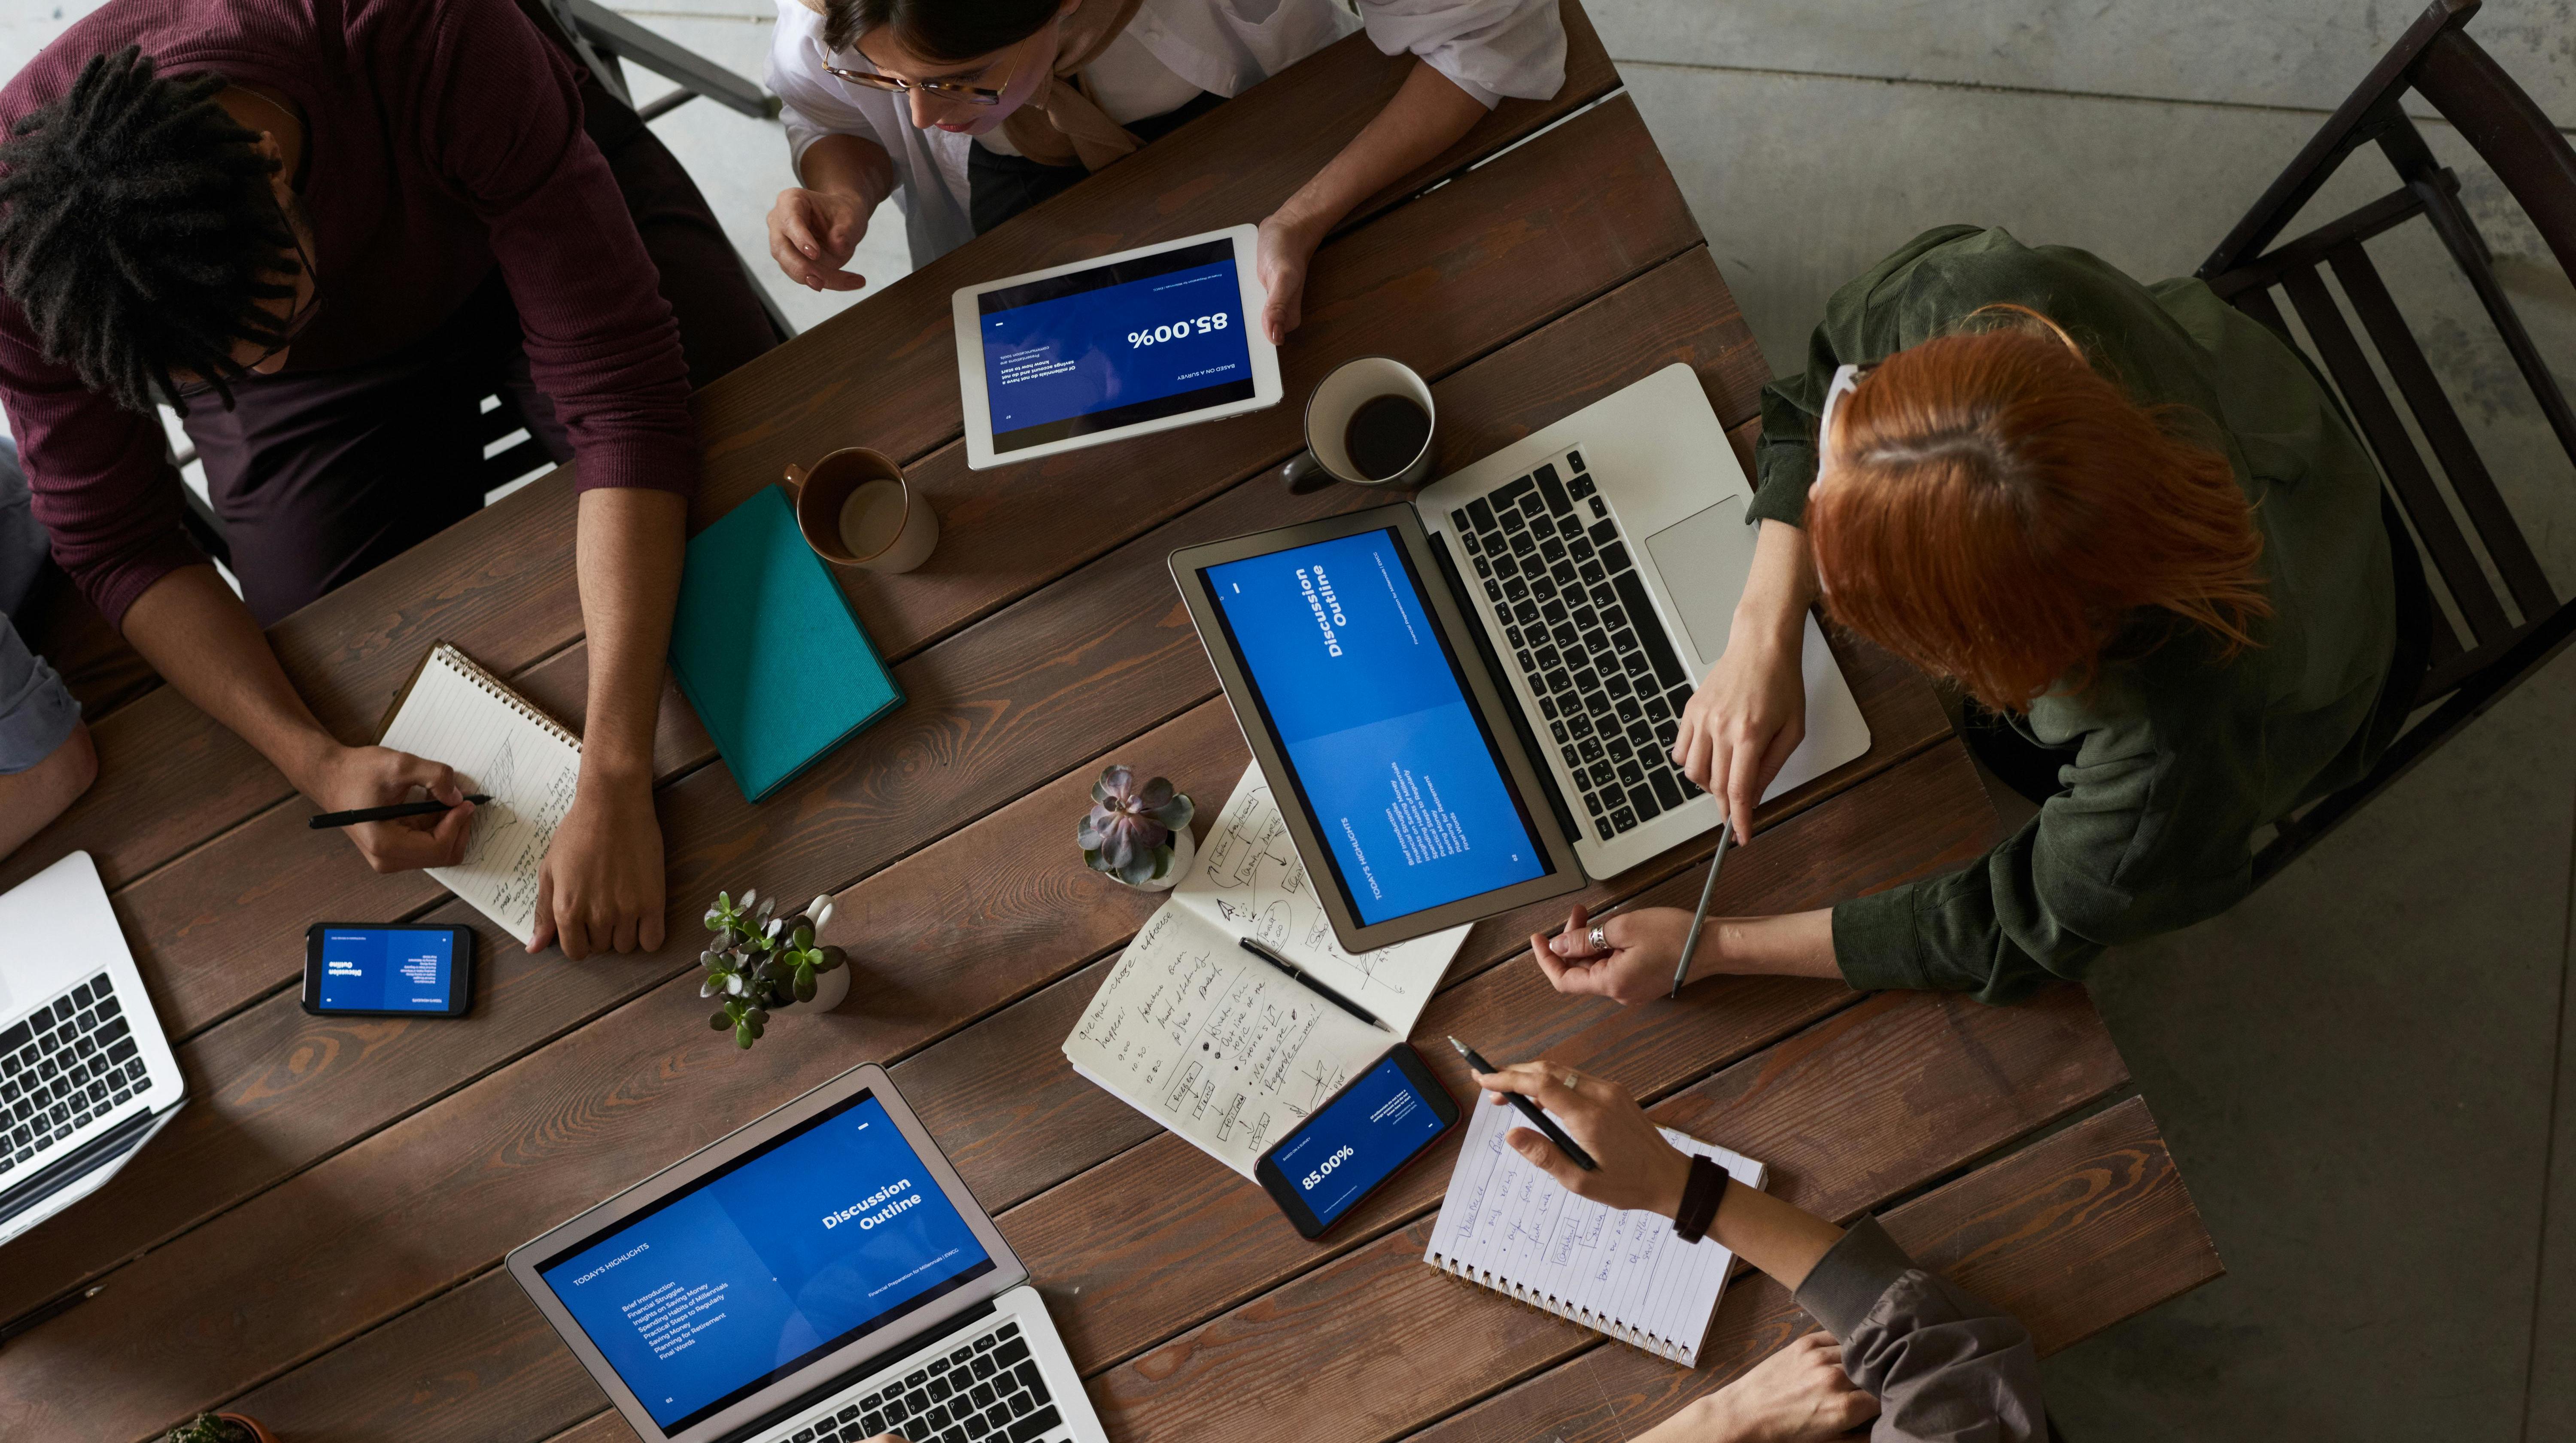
376, 643, 583, 945
1423, 1091, 1765, 1366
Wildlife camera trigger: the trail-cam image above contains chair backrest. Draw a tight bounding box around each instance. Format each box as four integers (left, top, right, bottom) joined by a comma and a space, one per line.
2198, 0, 2575, 705
2198, 0, 2576, 881
476, 389, 557, 498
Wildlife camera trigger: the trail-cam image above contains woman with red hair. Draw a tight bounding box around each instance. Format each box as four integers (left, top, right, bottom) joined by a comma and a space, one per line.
1532, 225, 2421, 1006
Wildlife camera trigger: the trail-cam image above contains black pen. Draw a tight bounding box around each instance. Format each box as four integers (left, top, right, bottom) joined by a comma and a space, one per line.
307, 795, 490, 829
1237, 937, 1392, 1033
1446, 1035, 1598, 1170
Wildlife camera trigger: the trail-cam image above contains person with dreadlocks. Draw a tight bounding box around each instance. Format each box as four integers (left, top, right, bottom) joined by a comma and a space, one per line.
0, 0, 780, 960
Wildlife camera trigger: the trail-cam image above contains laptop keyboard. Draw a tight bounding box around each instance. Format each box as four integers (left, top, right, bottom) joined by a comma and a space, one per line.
1452, 448, 1702, 840
0, 970, 145, 1177
781, 1320, 1062, 1443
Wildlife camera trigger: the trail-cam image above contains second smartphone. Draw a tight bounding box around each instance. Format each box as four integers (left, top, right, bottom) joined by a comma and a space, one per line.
302, 923, 476, 1017
1254, 1042, 1461, 1239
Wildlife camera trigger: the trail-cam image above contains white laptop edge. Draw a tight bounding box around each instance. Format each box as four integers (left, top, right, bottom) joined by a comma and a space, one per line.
954, 223, 1283, 471
505, 1062, 1080, 1443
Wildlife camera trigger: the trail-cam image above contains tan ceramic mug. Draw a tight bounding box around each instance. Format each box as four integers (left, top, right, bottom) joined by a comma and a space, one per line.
784, 447, 939, 574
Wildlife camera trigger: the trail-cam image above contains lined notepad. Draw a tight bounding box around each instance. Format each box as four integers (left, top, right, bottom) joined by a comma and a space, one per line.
377, 644, 582, 945
1063, 763, 1468, 1178
1424, 1091, 1766, 1365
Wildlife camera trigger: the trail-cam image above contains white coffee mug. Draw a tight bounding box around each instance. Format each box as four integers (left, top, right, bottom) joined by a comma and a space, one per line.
1280, 356, 1438, 494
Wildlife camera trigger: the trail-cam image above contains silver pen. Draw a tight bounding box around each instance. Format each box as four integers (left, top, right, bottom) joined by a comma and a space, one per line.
1671, 820, 1731, 999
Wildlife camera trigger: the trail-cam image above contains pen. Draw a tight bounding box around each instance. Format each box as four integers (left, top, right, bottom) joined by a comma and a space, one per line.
307, 795, 491, 830
1238, 938, 1392, 1033
1671, 820, 1732, 999
1446, 1035, 1598, 1171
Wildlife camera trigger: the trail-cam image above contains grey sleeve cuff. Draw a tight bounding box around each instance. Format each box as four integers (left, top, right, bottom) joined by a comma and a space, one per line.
1793, 1215, 1920, 1340
0, 615, 80, 775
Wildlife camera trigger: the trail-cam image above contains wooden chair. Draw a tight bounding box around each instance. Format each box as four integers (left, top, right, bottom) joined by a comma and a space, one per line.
2197, 0, 2576, 883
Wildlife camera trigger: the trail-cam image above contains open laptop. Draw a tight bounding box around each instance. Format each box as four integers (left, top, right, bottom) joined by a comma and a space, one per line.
0, 851, 188, 1247
1169, 363, 1871, 952
509, 1063, 1106, 1443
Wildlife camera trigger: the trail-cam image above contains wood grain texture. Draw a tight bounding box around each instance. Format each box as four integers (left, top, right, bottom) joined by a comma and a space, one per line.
77, 96, 1721, 1042
1081, 981, 2126, 1443
1404, 1097, 2219, 1443
0, 0, 1628, 904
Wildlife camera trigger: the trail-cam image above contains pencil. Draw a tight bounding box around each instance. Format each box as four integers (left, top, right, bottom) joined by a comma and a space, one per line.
1671, 820, 1731, 999
1446, 1035, 1598, 1170
307, 795, 490, 830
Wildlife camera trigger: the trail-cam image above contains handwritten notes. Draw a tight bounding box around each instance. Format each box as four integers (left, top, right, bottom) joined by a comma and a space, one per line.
1424, 1090, 1765, 1365
1063, 763, 1469, 1177
1185, 763, 1464, 1036
377, 645, 582, 945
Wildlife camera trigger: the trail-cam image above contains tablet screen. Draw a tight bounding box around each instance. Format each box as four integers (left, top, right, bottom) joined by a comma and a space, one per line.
534, 1091, 996, 1432
976, 237, 1255, 454
1203, 528, 1552, 926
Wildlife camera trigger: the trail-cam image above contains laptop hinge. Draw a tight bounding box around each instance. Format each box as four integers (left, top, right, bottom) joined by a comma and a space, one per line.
716, 1299, 998, 1443
1426, 529, 1583, 848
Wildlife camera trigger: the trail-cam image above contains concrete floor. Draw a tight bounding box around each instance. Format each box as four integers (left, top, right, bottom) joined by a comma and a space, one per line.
3, 0, 2573, 1436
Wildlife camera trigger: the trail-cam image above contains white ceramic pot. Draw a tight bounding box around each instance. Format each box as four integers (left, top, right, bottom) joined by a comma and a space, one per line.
781, 963, 852, 1014
1113, 819, 1197, 893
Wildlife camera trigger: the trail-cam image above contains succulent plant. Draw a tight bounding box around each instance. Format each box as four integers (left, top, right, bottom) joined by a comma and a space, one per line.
1077, 766, 1194, 886
700, 888, 847, 1050
160, 1416, 257, 1443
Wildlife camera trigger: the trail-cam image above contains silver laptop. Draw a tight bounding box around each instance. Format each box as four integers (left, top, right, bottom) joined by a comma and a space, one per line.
510, 1063, 1106, 1443
1415, 362, 1871, 877
1169, 364, 1871, 952
0, 851, 188, 1247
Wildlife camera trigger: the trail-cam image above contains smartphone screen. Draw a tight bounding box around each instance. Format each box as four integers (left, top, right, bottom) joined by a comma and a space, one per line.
1258, 1046, 1458, 1237
304, 925, 474, 1016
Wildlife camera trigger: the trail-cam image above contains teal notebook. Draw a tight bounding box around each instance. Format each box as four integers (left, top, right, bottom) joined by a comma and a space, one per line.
669, 485, 904, 802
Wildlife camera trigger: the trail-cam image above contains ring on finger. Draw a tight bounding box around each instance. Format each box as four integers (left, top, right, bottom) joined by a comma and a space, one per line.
1587, 924, 1608, 952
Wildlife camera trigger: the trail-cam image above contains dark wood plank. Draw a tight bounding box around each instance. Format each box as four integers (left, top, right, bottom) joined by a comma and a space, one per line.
1085, 985, 2128, 1443
88, 97, 1729, 1039
1404, 1097, 2219, 1443
0, 0, 1630, 904
0, 726, 1974, 1440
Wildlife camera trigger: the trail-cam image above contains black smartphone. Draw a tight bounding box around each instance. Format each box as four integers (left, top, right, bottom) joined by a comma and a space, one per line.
1255, 1042, 1461, 1239
302, 923, 476, 1017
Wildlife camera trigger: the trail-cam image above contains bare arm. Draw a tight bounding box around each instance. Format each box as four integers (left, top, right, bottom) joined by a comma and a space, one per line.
530, 485, 683, 958
0, 722, 97, 861
769, 133, 897, 293
1255, 60, 1489, 341
1674, 519, 1822, 839
119, 564, 474, 869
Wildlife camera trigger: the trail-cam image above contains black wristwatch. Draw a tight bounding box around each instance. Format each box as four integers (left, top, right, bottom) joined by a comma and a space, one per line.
1672, 1154, 1729, 1244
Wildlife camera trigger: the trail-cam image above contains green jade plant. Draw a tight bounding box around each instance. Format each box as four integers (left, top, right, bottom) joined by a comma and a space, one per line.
1078, 766, 1194, 887
159, 1415, 267, 1443
701, 888, 847, 1049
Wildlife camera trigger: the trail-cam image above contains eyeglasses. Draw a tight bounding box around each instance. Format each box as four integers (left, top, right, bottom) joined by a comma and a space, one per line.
823, 33, 1032, 106
172, 197, 323, 400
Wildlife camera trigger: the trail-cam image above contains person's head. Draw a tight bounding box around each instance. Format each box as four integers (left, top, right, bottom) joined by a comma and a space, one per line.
823, 0, 1078, 137
0, 46, 315, 415
1806, 307, 2270, 713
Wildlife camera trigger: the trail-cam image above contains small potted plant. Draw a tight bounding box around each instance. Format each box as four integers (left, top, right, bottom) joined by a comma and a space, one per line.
1077, 766, 1196, 891
160, 1414, 277, 1443
700, 889, 850, 1050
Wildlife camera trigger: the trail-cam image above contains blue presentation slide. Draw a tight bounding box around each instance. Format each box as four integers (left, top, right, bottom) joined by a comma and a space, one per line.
979, 242, 1252, 447
316, 928, 456, 1012
538, 1095, 994, 1430
1208, 529, 1549, 924
1268, 1053, 1449, 1227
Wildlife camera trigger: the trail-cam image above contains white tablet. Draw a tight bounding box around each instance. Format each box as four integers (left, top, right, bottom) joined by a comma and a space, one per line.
952, 224, 1283, 470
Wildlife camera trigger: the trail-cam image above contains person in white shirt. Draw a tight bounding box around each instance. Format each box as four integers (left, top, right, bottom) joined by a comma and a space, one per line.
763, 0, 1566, 341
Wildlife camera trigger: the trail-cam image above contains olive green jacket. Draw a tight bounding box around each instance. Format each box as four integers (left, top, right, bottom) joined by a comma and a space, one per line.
1750, 226, 2396, 1003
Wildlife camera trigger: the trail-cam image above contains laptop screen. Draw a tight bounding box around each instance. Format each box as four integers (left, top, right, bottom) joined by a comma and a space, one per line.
532, 1091, 996, 1432
1203, 526, 1551, 925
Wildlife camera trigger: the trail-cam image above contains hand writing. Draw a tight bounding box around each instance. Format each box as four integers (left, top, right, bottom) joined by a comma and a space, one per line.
311, 744, 475, 874
1468, 1058, 1690, 1216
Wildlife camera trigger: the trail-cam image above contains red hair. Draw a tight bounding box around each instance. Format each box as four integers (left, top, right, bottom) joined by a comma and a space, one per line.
1806, 308, 2271, 713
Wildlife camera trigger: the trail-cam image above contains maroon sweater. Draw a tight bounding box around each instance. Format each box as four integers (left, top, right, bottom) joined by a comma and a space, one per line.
0, 0, 696, 627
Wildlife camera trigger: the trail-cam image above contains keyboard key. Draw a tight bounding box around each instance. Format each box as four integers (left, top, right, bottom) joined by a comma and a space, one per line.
994, 1337, 1032, 1367
793, 1429, 815, 1442
1629, 720, 1657, 749
1649, 769, 1686, 810
1615, 697, 1643, 725
1578, 559, 1607, 586
105, 1037, 138, 1065
931, 1376, 955, 1400
1015, 1361, 1047, 1399
1510, 599, 1539, 627
1577, 626, 1608, 656
1588, 494, 1608, 519
1550, 621, 1580, 650
1571, 668, 1599, 693
1588, 519, 1617, 545
1631, 787, 1662, 822
863, 1415, 887, 1435
1616, 758, 1646, 787
1603, 672, 1633, 699
52, 997, 75, 1022
1556, 515, 1585, 542
1568, 535, 1595, 562
1602, 734, 1631, 761
1472, 553, 1491, 578
1643, 695, 1671, 722
1492, 474, 1537, 510
1527, 574, 1555, 602
1567, 468, 1594, 498
1548, 721, 1568, 745
1583, 790, 1605, 817
1540, 668, 1569, 695
1507, 530, 1537, 558
1505, 624, 1526, 649
1007, 1407, 1061, 1443
1549, 559, 1579, 587
94, 993, 122, 1021
1610, 806, 1638, 833
1598, 540, 1631, 574
1540, 598, 1568, 625
1533, 464, 1570, 514
1501, 575, 1527, 602
1537, 535, 1566, 564
1588, 762, 1619, 790
1466, 497, 1496, 532
1666, 684, 1696, 714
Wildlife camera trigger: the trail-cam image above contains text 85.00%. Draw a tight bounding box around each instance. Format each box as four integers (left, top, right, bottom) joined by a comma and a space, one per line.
1128, 314, 1230, 347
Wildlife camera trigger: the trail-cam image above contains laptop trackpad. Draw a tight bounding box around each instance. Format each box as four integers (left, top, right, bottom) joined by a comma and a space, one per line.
1643, 495, 1756, 661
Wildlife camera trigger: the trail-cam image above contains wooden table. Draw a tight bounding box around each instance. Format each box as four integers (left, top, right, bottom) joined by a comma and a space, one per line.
0, 7, 2219, 1438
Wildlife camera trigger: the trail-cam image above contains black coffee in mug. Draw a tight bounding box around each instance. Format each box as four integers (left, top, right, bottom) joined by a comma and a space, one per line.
1343, 394, 1432, 481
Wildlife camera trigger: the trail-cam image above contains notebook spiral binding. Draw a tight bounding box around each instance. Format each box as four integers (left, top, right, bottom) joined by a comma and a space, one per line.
1423, 1250, 1687, 1363
426, 643, 582, 750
